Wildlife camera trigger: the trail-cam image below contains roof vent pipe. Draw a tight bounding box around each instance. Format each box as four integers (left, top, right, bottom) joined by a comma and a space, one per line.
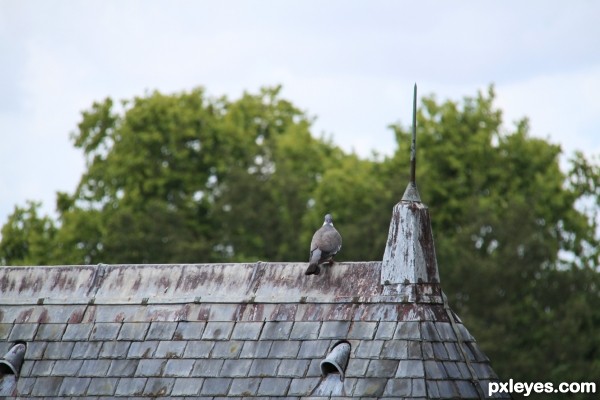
0, 343, 26, 377
320, 342, 351, 381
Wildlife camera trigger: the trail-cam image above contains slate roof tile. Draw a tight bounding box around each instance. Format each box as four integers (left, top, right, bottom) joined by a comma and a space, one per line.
427, 379, 441, 398
443, 361, 462, 379
228, 377, 261, 396
173, 321, 206, 340
257, 377, 292, 396
412, 377, 427, 397
347, 321, 378, 339
421, 341, 435, 359
62, 323, 93, 341
407, 339, 422, 359
71, 341, 103, 359
35, 323, 66, 341
355, 340, 384, 359
9, 323, 38, 341
436, 380, 461, 398
374, 321, 397, 340
396, 359, 425, 378
16, 376, 35, 396
231, 322, 263, 340
200, 377, 232, 396
394, 321, 420, 340
80, 359, 111, 377
136, 359, 167, 377
143, 377, 176, 396
297, 339, 331, 358
432, 341, 450, 360
239, 340, 272, 359
353, 377, 388, 396
319, 321, 351, 339
24, 341, 47, 359
89, 323, 121, 341
345, 358, 370, 377
19, 359, 35, 376
118, 322, 151, 340
421, 321, 441, 341
289, 321, 321, 340
192, 359, 224, 377
211, 340, 244, 358
58, 376, 91, 395
287, 377, 320, 396
380, 339, 408, 359
268, 340, 301, 358
52, 359, 84, 376
43, 341, 74, 360
171, 377, 204, 396
99, 340, 131, 359
202, 322, 235, 340
260, 321, 293, 340
107, 359, 139, 377
424, 360, 447, 379
115, 377, 147, 396
436, 322, 457, 341
456, 379, 480, 398
277, 359, 310, 378
183, 339, 215, 358
86, 377, 118, 395
30, 376, 63, 396
126, 340, 158, 359
31, 360, 55, 376
146, 321, 176, 340
366, 359, 398, 378
444, 341, 462, 360
249, 358, 280, 377
220, 359, 252, 377
155, 340, 186, 358
164, 358, 195, 377
0, 323, 12, 339
383, 378, 411, 396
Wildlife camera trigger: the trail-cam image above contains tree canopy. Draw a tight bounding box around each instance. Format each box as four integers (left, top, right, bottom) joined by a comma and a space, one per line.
1, 85, 599, 393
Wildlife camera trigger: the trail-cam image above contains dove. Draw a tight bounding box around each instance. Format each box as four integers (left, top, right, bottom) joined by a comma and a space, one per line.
305, 213, 342, 275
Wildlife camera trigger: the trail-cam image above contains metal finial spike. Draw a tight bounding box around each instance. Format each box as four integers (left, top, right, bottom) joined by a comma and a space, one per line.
402, 83, 421, 202
410, 83, 417, 185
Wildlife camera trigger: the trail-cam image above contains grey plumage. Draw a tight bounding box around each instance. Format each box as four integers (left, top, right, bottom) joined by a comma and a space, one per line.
305, 214, 342, 275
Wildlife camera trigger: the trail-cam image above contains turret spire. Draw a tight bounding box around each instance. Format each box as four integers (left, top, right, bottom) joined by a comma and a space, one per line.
381, 84, 439, 286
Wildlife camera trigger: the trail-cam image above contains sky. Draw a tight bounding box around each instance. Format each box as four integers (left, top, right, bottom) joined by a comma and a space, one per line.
1, 0, 600, 225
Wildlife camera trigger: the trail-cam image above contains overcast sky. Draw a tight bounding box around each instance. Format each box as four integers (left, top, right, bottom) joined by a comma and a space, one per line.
1, 0, 600, 225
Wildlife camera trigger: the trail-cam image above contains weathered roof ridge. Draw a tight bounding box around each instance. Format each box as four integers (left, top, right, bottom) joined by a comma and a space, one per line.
0, 262, 445, 307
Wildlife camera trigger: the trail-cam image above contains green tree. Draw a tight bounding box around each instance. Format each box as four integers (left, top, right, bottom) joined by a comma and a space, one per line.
0, 201, 57, 265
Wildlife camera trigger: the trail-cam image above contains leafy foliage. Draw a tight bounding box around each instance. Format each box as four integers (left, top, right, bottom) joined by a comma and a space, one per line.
1, 85, 599, 392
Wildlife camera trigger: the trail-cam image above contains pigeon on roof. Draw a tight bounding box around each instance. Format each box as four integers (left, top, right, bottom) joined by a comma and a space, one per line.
305, 213, 342, 275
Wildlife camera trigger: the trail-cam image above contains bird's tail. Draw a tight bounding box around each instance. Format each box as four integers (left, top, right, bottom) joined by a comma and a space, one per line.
305, 263, 320, 275
305, 249, 321, 275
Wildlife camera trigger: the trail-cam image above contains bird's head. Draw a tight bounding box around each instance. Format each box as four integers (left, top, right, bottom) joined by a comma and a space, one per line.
323, 213, 334, 226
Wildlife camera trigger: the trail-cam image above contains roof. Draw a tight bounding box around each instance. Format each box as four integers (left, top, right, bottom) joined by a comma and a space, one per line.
0, 260, 507, 399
